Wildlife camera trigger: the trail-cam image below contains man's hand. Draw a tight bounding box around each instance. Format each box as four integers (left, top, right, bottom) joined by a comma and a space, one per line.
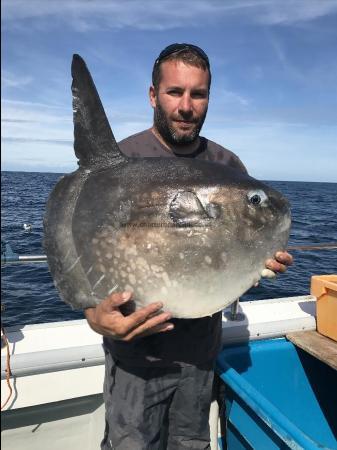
84, 292, 174, 341
262, 251, 293, 279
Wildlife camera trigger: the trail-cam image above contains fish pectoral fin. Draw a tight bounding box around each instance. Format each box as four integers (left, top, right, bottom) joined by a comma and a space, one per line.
169, 191, 209, 225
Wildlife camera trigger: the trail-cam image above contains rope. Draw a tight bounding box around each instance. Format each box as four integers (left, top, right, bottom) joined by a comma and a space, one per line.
1, 326, 13, 410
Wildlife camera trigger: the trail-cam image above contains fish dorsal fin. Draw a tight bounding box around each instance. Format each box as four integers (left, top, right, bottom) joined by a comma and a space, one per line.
71, 54, 127, 170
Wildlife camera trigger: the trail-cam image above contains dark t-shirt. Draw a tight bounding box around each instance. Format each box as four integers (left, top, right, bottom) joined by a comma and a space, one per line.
104, 129, 247, 367
118, 128, 248, 172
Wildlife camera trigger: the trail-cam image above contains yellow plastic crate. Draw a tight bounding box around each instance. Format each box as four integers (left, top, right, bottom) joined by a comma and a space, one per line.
311, 275, 337, 342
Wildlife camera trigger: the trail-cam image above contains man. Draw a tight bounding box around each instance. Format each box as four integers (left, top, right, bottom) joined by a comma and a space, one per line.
85, 43, 293, 449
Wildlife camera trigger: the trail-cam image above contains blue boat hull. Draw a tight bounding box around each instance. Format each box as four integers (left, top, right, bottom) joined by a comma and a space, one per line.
216, 338, 337, 449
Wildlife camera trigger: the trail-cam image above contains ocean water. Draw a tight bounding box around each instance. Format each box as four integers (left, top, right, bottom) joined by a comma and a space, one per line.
1, 171, 337, 328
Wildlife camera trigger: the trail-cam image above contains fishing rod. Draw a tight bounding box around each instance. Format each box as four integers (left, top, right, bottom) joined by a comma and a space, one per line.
1, 241, 47, 264
1, 240, 337, 265
287, 243, 337, 251
2, 239, 335, 325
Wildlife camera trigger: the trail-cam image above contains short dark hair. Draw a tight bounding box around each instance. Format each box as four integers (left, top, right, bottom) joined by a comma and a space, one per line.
152, 43, 211, 92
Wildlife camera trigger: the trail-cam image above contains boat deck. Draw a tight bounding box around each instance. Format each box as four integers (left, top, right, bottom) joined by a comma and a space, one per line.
286, 330, 337, 371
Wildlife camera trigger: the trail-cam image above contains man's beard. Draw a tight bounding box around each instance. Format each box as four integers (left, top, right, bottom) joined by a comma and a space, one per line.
153, 101, 207, 147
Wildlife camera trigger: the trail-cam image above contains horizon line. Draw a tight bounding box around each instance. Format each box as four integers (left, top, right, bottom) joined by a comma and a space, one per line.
1, 169, 336, 184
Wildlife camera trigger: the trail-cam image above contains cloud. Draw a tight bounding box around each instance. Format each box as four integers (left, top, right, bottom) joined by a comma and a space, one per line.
1, 97, 149, 143
2, 118, 39, 123
254, 1, 337, 25
219, 89, 250, 107
2, 0, 337, 32
1, 99, 73, 155
1, 71, 33, 88
2, 136, 72, 145
267, 34, 307, 83
2, 99, 69, 112
1, 94, 150, 171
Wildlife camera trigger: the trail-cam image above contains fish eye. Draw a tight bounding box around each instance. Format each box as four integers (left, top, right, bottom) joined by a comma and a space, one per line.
247, 190, 268, 206
250, 194, 261, 205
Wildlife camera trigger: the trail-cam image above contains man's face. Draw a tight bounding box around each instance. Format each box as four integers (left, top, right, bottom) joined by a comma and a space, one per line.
150, 60, 209, 146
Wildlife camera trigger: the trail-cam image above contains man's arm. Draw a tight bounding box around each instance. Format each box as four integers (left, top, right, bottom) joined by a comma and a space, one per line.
84, 291, 174, 341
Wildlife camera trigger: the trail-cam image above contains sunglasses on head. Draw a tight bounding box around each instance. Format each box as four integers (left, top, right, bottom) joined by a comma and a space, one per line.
154, 43, 210, 68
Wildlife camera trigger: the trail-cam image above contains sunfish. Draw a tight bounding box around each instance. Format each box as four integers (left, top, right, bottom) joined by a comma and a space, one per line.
43, 54, 291, 318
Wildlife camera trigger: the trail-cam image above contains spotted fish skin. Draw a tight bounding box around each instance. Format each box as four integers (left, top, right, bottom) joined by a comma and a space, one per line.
43, 55, 291, 318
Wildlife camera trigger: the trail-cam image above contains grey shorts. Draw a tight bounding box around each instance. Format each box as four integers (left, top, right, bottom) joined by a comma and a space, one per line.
101, 354, 216, 450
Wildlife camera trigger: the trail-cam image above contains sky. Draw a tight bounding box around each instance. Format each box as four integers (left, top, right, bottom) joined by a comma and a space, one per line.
1, 0, 337, 182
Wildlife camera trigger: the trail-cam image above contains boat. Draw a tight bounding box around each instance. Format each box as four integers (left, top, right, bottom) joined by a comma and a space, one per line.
1, 247, 336, 449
